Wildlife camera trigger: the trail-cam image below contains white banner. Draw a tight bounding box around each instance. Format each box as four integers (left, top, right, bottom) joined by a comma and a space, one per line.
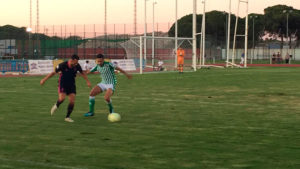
28, 60, 53, 74
111, 59, 136, 71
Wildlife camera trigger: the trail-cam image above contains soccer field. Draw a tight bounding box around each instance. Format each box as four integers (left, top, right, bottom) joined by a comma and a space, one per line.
0, 67, 299, 169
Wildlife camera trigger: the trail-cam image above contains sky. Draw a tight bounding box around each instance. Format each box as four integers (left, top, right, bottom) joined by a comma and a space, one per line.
0, 0, 299, 34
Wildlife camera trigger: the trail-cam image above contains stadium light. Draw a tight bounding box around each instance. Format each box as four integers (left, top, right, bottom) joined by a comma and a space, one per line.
152, 1, 157, 68
226, 0, 231, 67
26, 27, 32, 57
26, 27, 32, 32
249, 15, 258, 64
144, 0, 149, 64
175, 0, 178, 68
283, 9, 293, 44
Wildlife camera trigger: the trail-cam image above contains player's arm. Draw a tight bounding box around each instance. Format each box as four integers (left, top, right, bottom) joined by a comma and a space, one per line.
40, 72, 56, 85
86, 66, 98, 74
80, 72, 91, 88
78, 65, 92, 88
115, 66, 132, 79
40, 63, 63, 85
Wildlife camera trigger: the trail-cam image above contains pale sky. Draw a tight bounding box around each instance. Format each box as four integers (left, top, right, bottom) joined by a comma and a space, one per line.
0, 0, 299, 34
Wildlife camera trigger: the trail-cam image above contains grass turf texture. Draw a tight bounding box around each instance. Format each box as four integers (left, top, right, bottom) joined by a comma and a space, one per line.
0, 67, 299, 169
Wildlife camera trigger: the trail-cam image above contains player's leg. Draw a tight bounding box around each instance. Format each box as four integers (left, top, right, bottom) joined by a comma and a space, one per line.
51, 93, 66, 115
65, 93, 76, 122
85, 85, 102, 117
104, 88, 114, 114
179, 64, 183, 73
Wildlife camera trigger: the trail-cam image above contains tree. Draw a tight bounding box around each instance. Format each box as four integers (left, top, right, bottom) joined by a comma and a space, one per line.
168, 11, 249, 48
264, 5, 300, 46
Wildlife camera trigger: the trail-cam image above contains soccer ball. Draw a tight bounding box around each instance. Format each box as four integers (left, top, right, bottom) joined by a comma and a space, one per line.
108, 113, 121, 122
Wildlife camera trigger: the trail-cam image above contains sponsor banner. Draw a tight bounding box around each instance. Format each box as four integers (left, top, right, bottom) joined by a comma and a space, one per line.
111, 59, 136, 71
53, 60, 64, 70
28, 60, 53, 74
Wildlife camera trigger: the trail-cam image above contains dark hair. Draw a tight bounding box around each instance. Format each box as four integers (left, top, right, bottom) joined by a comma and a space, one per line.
71, 54, 80, 60
96, 54, 104, 59
86, 60, 89, 63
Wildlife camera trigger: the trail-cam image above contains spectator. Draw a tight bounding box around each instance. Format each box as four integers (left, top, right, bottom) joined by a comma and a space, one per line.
240, 52, 245, 65
157, 58, 164, 71
276, 52, 282, 64
84, 60, 90, 71
272, 53, 276, 64
285, 52, 290, 64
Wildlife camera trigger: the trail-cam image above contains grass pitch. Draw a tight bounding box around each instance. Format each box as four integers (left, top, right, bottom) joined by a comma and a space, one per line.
0, 67, 299, 169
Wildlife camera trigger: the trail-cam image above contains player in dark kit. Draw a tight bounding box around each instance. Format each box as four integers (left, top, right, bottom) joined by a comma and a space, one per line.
40, 54, 91, 122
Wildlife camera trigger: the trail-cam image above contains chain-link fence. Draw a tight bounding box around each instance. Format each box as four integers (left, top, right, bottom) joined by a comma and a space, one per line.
1, 23, 300, 65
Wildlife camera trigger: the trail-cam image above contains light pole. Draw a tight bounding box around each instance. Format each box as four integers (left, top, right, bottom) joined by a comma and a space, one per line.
250, 15, 257, 64
104, 0, 107, 55
152, 1, 157, 68
226, 0, 231, 67
175, 0, 178, 68
26, 27, 32, 58
223, 12, 228, 61
283, 10, 293, 45
144, 0, 149, 66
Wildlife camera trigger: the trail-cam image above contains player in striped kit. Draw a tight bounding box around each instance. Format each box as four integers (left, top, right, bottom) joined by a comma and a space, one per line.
84, 54, 132, 117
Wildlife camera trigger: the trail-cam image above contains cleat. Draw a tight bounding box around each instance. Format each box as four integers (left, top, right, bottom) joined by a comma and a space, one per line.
50, 104, 58, 116
84, 112, 94, 117
64, 117, 74, 123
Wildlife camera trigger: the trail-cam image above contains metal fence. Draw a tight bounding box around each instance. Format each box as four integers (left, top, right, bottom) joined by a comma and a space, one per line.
1, 24, 299, 64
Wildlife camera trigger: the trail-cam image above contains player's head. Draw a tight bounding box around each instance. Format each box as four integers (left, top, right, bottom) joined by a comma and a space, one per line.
86, 60, 89, 63
69, 54, 79, 67
96, 54, 105, 66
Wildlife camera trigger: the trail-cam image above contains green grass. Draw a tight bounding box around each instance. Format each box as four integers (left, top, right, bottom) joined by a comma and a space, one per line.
0, 67, 300, 169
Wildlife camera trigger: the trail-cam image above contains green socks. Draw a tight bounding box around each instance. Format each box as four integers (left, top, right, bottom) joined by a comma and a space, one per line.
106, 100, 114, 113
89, 96, 95, 113
90, 96, 114, 113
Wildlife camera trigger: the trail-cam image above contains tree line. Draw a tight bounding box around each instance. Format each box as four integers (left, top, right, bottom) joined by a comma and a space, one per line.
168, 5, 300, 48
1, 4, 299, 48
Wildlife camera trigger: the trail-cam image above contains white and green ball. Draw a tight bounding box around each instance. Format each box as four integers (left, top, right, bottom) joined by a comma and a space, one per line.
108, 113, 121, 122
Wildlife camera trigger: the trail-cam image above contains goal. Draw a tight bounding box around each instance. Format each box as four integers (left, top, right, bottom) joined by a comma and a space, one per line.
121, 36, 194, 74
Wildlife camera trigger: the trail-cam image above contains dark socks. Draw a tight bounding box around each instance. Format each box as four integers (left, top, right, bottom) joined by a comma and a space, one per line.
66, 103, 74, 118
56, 100, 64, 108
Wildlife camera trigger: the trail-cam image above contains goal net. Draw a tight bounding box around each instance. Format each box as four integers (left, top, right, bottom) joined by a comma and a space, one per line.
120, 36, 194, 73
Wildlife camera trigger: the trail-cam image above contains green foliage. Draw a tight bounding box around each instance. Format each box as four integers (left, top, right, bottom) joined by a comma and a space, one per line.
168, 5, 300, 46
168, 11, 249, 48
0, 25, 28, 40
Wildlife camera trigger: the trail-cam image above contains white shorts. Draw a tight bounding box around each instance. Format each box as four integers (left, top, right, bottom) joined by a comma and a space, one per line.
97, 83, 115, 91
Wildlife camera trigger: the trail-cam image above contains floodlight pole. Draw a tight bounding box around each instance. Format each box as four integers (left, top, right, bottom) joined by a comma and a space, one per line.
226, 0, 231, 67
152, 1, 157, 68
175, 0, 178, 68
202, 0, 206, 66
283, 10, 293, 46
192, 0, 197, 71
30, 0, 32, 30
144, 0, 148, 66
140, 36, 143, 74
250, 15, 257, 64
244, 1, 248, 68
104, 0, 107, 55
232, 0, 240, 65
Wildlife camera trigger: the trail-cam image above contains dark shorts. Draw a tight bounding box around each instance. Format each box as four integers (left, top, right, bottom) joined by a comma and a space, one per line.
58, 84, 76, 95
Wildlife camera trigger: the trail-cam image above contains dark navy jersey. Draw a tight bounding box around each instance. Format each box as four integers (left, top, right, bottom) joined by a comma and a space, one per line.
55, 61, 83, 86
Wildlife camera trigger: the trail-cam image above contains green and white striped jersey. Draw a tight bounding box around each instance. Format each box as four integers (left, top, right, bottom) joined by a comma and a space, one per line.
90, 61, 117, 85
